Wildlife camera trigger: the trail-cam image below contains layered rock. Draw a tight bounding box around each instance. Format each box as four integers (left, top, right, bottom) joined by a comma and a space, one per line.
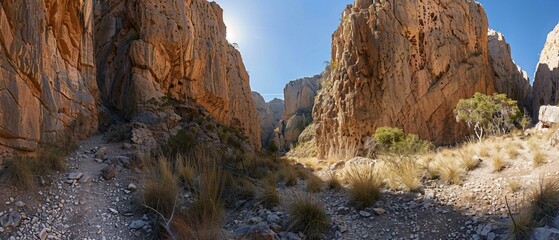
252, 92, 284, 147
0, 0, 98, 154
313, 0, 496, 159
488, 29, 531, 110
94, 0, 261, 148
533, 23, 559, 119
273, 74, 321, 151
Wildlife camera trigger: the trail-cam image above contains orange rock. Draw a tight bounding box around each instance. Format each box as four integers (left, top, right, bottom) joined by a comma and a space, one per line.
533, 23, 559, 119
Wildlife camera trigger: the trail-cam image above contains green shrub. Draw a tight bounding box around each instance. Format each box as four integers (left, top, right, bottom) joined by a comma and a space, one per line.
373, 127, 432, 155
454, 92, 521, 141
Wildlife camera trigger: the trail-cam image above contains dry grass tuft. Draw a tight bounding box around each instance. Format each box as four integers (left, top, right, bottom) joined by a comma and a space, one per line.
532, 150, 547, 167
306, 174, 323, 193
507, 180, 523, 193
382, 155, 422, 192
429, 159, 464, 185
492, 155, 507, 172
458, 148, 481, 171
287, 195, 329, 240
509, 177, 559, 239
142, 155, 179, 216
3, 156, 35, 190
326, 172, 343, 191
345, 166, 382, 209
277, 163, 298, 187
257, 173, 280, 208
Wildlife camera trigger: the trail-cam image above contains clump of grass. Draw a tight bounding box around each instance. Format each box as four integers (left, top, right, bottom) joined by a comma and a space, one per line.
287, 195, 329, 240
257, 174, 280, 208
508, 180, 523, 193
478, 146, 490, 157
383, 155, 422, 192
142, 156, 179, 216
188, 157, 225, 225
532, 150, 546, 167
176, 154, 195, 189
326, 172, 343, 190
458, 148, 481, 171
509, 177, 559, 239
36, 146, 68, 173
3, 156, 35, 190
345, 166, 382, 209
306, 175, 323, 193
277, 164, 298, 187
492, 155, 507, 172
430, 159, 464, 185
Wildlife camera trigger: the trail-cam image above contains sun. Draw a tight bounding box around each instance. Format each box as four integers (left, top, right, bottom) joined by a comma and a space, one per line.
223, 16, 242, 45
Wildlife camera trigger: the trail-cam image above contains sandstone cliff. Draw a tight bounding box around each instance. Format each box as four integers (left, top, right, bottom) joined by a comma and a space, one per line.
533, 23, 559, 119
273, 74, 321, 151
252, 92, 284, 147
313, 0, 495, 159
94, 0, 261, 148
488, 29, 531, 110
0, 0, 98, 155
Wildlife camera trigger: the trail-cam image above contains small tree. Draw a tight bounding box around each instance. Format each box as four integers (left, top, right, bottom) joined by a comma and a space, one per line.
454, 92, 521, 141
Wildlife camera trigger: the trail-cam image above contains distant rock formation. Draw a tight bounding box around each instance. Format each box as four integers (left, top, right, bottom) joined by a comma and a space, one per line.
94, 0, 261, 148
533, 23, 559, 119
272, 74, 321, 151
252, 92, 284, 147
313, 0, 497, 159
0, 0, 98, 154
488, 29, 532, 110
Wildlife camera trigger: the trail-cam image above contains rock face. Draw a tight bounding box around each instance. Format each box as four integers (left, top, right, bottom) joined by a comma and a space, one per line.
273, 74, 321, 151
0, 0, 98, 153
488, 29, 531, 110
94, 0, 261, 148
533, 23, 559, 119
252, 92, 284, 147
313, 0, 496, 159
538, 106, 559, 127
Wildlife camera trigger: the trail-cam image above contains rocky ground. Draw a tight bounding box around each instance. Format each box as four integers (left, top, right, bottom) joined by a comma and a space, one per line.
223, 134, 559, 240
0, 135, 151, 240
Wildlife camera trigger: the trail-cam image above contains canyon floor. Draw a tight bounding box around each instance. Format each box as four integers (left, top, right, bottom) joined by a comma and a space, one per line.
1, 131, 559, 240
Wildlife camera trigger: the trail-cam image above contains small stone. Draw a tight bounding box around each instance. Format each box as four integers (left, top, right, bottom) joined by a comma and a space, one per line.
373, 208, 386, 215
15, 201, 25, 208
68, 172, 83, 180
95, 147, 108, 159
38, 228, 49, 240
0, 226, 4, 233
130, 220, 146, 229
127, 183, 138, 192
109, 208, 119, 214
101, 165, 116, 180
359, 211, 371, 218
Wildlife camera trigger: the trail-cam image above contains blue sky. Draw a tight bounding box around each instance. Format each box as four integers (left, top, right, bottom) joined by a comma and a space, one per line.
215, 0, 559, 102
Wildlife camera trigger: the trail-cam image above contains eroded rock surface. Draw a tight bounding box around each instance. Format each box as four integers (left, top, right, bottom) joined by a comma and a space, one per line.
94, 0, 261, 148
488, 29, 531, 110
533, 23, 559, 119
313, 0, 495, 159
0, 0, 98, 153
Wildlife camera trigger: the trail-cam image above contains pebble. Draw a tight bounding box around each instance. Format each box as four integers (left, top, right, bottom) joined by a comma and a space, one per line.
359, 211, 371, 218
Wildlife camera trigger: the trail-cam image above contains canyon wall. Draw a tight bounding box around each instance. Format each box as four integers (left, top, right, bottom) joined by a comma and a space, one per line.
533, 23, 559, 119
488, 29, 532, 110
0, 0, 98, 155
313, 0, 496, 159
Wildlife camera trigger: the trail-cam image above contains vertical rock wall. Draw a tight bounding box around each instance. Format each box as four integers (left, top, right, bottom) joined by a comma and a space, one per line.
533, 23, 559, 119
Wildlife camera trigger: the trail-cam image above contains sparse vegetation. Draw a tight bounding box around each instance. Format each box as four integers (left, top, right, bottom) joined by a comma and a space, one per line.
509, 177, 559, 239
287, 195, 330, 240
143, 156, 179, 216
532, 150, 547, 167
3, 156, 35, 189
429, 159, 464, 185
382, 154, 422, 192
257, 174, 280, 208
326, 172, 343, 190
306, 174, 323, 193
458, 147, 481, 171
345, 166, 382, 209
373, 127, 432, 155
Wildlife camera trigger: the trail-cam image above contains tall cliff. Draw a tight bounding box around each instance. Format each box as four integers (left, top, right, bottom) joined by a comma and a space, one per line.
273, 74, 321, 151
0, 0, 98, 154
94, 0, 261, 148
533, 23, 559, 119
252, 92, 283, 147
488, 29, 532, 110
313, 0, 496, 159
